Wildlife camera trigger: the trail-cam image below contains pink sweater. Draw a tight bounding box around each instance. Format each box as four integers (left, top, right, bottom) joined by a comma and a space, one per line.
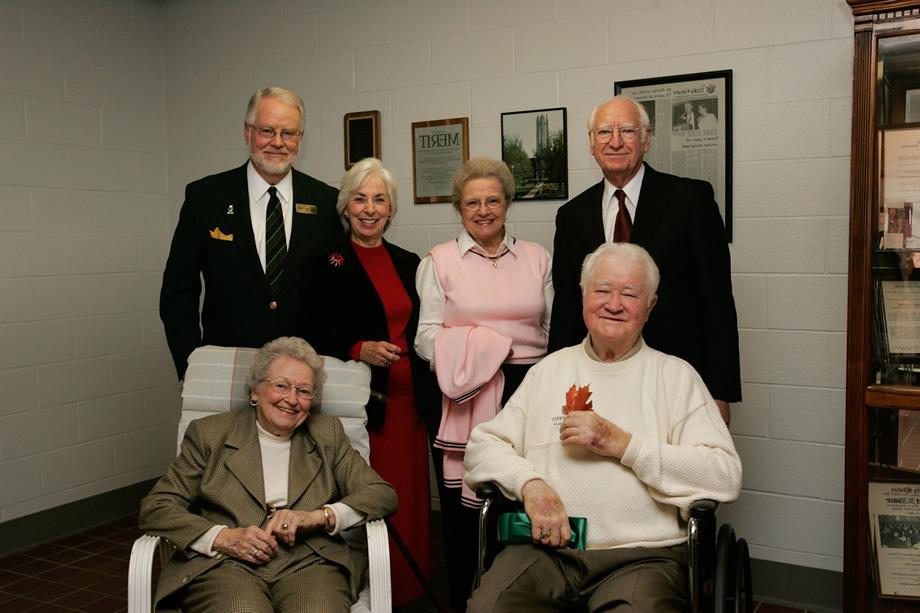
429, 238, 549, 364
433, 325, 511, 507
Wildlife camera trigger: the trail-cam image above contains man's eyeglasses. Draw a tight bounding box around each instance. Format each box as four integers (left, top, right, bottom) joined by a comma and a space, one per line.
593, 126, 643, 143
262, 378, 314, 400
462, 196, 505, 211
248, 124, 303, 143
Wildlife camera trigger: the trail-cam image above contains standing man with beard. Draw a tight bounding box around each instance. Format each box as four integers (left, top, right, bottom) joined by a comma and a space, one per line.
160, 87, 339, 379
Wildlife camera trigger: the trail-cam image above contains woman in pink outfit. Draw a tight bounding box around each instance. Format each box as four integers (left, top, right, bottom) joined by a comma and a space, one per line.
415, 157, 552, 610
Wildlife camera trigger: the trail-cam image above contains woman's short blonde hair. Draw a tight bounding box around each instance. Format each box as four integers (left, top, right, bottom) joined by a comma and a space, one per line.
450, 157, 515, 212
335, 158, 399, 232
246, 337, 326, 406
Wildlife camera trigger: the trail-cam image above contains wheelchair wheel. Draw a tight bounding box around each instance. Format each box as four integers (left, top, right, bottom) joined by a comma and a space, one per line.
733, 538, 753, 613
713, 524, 736, 613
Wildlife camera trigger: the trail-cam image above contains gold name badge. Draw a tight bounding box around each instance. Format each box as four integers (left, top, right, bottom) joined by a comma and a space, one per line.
296, 203, 317, 215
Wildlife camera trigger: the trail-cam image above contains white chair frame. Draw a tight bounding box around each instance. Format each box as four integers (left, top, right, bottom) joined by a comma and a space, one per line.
127, 346, 391, 613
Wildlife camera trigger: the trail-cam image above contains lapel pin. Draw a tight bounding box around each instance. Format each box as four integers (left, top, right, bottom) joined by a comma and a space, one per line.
226, 204, 234, 215
296, 203, 318, 215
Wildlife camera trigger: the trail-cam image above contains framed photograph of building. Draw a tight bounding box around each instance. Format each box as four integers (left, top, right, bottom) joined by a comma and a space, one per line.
501, 107, 568, 201
615, 70, 733, 240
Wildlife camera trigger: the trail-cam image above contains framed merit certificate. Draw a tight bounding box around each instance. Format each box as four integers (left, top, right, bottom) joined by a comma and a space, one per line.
411, 117, 469, 204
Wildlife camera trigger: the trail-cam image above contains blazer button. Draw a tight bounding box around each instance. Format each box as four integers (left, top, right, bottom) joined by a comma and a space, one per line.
269, 300, 278, 310
182, 574, 190, 584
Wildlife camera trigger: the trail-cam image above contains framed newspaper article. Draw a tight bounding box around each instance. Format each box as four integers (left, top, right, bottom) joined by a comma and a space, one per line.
869, 481, 920, 599
615, 70, 733, 241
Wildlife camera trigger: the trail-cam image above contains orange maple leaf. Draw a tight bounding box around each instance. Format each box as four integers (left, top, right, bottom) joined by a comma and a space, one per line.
562, 383, 593, 414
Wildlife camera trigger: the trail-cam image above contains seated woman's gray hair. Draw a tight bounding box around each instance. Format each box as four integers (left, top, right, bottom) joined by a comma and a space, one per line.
247, 336, 326, 405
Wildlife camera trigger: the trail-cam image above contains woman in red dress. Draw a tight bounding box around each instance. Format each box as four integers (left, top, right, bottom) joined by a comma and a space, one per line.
306, 158, 440, 608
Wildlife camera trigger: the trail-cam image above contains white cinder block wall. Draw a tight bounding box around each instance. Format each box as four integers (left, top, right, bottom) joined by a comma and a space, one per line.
0, 1, 178, 522
0, 0, 853, 576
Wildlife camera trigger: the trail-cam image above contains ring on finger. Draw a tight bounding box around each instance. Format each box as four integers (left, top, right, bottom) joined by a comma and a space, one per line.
539, 530, 551, 540
251, 548, 259, 556
282, 523, 289, 530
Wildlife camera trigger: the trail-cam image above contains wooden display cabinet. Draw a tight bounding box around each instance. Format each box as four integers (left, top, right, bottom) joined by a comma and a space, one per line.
845, 1, 920, 610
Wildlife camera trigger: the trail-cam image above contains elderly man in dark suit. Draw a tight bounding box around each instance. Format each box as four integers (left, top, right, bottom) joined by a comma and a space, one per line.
160, 87, 340, 379
548, 95, 740, 423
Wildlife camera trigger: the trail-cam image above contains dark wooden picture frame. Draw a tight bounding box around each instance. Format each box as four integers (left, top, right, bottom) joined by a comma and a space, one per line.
615, 70, 733, 241
344, 110, 380, 170
500, 107, 568, 201
411, 117, 470, 204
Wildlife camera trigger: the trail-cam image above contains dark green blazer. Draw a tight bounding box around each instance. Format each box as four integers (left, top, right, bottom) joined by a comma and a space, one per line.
138, 411, 397, 605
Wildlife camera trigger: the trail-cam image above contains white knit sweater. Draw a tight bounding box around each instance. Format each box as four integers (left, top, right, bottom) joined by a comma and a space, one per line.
464, 339, 742, 550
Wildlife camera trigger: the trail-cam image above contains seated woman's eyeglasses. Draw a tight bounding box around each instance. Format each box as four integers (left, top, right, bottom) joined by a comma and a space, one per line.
593, 126, 642, 143
462, 196, 505, 211
248, 124, 302, 143
263, 378, 314, 400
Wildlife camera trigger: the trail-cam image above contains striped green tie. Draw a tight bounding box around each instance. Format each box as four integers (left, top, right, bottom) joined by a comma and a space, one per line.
265, 186, 286, 293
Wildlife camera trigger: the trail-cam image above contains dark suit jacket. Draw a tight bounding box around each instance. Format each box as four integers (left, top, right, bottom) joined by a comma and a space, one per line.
138, 410, 397, 606
305, 238, 441, 437
159, 163, 340, 378
548, 163, 741, 402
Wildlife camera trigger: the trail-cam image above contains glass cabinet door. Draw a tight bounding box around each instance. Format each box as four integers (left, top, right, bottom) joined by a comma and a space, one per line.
872, 34, 920, 388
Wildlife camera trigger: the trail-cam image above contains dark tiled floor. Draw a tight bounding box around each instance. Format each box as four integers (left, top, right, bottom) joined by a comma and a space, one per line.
0, 515, 141, 612
0, 513, 815, 613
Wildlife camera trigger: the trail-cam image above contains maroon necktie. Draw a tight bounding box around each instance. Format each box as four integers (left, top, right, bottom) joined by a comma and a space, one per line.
613, 189, 632, 243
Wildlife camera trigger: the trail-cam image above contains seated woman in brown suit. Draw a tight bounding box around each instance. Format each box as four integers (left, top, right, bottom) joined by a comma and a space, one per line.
139, 336, 396, 612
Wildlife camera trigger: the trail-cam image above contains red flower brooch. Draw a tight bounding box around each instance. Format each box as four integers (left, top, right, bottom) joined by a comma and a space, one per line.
328, 252, 345, 267
562, 384, 593, 414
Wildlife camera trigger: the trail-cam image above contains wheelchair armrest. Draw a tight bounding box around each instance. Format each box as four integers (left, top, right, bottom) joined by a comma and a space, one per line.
475, 482, 503, 500
474, 482, 520, 591
689, 499, 717, 519
688, 500, 718, 613
476, 482, 519, 514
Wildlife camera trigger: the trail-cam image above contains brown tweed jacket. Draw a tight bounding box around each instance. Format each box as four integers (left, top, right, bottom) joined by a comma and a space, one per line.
138, 410, 397, 605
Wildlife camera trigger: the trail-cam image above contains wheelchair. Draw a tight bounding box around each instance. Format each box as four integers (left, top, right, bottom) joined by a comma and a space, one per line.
474, 484, 752, 613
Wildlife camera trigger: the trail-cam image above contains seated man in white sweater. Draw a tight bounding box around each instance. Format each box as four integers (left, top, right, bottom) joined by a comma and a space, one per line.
464, 242, 742, 612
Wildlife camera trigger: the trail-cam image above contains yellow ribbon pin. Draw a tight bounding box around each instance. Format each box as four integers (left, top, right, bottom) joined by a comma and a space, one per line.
209, 227, 234, 241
